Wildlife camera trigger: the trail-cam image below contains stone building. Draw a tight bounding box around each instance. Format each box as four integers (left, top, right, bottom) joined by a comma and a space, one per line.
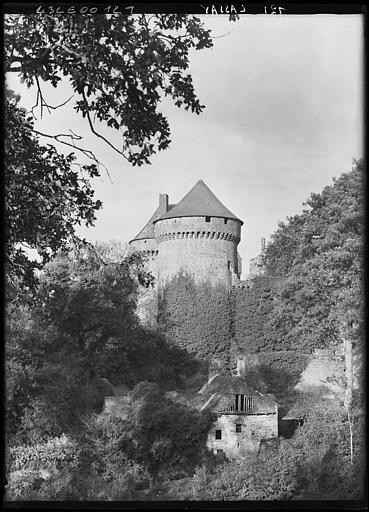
100, 362, 278, 459
128, 180, 243, 288
199, 373, 278, 458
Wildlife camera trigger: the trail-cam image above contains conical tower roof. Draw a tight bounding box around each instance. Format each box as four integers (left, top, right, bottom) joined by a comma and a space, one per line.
131, 203, 175, 241
154, 180, 243, 224
131, 204, 163, 241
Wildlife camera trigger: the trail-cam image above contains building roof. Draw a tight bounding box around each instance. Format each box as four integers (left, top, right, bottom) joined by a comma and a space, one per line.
130, 204, 175, 241
153, 180, 243, 224
199, 374, 277, 413
200, 375, 256, 396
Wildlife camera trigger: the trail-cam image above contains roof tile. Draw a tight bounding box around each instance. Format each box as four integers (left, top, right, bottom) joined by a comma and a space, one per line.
154, 180, 243, 224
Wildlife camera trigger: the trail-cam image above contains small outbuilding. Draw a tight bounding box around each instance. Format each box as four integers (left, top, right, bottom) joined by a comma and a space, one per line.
199, 373, 278, 458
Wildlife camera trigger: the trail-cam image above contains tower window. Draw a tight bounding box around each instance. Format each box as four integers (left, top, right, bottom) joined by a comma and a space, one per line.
224, 218, 228, 224
236, 424, 242, 433
205, 216, 211, 222
215, 429, 222, 440
227, 261, 231, 269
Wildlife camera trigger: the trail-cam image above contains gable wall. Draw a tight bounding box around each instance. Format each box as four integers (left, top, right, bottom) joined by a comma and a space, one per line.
207, 410, 278, 458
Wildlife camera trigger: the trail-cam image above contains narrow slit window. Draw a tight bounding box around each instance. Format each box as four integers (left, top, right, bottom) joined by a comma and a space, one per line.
224, 218, 228, 224
215, 429, 222, 440
227, 261, 231, 269
205, 216, 211, 222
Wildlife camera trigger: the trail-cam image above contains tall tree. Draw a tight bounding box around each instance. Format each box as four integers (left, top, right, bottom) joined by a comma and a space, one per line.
5, 89, 102, 291
5, 243, 154, 443
5, 14, 213, 166
264, 159, 364, 354
5, 14, 214, 288
35, 249, 143, 380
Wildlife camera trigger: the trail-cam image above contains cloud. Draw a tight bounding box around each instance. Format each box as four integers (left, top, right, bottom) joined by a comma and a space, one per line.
6, 14, 363, 274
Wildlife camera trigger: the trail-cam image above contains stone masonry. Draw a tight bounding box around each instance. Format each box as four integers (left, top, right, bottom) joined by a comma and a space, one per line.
199, 362, 278, 459
128, 180, 244, 326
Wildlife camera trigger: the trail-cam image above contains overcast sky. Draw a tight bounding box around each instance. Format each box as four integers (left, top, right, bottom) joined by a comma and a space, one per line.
7, 14, 364, 276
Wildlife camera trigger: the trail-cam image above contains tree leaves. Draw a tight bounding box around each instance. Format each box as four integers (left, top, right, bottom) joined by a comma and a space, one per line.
264, 159, 364, 352
5, 15, 214, 289
159, 273, 233, 366
5, 14, 213, 166
5, 89, 102, 292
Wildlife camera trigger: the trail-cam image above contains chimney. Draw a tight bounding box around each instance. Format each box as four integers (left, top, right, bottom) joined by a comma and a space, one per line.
261, 237, 266, 254
159, 193, 169, 215
237, 357, 246, 378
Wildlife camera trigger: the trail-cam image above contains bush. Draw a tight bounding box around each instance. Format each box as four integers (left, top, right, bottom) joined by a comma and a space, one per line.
8, 433, 79, 473
195, 444, 299, 501
6, 434, 80, 500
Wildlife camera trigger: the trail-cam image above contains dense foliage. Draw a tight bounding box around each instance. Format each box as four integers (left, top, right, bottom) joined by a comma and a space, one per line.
234, 277, 283, 353
263, 159, 364, 355
35, 251, 140, 382
6, 161, 365, 502
7, 395, 365, 501
234, 158, 365, 397
5, 89, 102, 290
94, 382, 212, 480
5, 245, 203, 448
152, 395, 365, 501
159, 273, 233, 366
283, 394, 365, 500
232, 277, 308, 398
5, 13, 214, 290
159, 273, 306, 398
6, 384, 213, 500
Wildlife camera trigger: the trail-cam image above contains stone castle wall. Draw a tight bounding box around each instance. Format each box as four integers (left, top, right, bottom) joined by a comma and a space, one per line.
127, 239, 159, 328
154, 216, 241, 287
127, 238, 159, 277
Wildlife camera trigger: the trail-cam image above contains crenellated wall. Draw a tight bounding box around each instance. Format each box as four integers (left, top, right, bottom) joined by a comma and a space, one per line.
127, 238, 158, 276
154, 216, 241, 287
127, 185, 243, 330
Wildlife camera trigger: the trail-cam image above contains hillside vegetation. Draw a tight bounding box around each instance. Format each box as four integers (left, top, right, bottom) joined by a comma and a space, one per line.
5, 160, 365, 501
264, 158, 364, 359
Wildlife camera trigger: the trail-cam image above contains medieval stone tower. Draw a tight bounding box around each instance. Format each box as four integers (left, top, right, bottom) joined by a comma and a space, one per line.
129, 180, 243, 295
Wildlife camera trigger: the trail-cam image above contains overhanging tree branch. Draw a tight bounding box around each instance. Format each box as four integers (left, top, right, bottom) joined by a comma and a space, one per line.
81, 88, 129, 162
32, 128, 112, 183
